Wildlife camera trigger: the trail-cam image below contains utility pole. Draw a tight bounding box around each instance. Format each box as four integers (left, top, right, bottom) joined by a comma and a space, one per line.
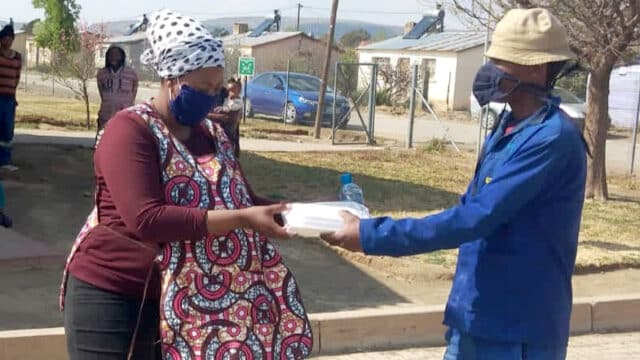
296, 3, 303, 32
313, 0, 339, 139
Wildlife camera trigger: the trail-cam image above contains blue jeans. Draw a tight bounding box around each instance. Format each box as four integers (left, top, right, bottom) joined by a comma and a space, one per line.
0, 96, 16, 166
0, 181, 5, 209
443, 328, 567, 360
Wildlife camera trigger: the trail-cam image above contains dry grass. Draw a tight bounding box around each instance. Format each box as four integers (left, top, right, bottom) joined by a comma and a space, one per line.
15, 92, 99, 130
241, 149, 640, 274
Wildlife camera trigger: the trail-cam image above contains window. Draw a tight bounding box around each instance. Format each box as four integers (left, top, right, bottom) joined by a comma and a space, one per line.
372, 56, 391, 72
253, 74, 272, 88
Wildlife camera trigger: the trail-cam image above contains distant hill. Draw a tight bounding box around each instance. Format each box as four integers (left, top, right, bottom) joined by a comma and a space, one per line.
101, 16, 402, 41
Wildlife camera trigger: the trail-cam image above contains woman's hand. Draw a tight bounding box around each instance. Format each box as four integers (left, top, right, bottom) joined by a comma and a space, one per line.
242, 203, 290, 239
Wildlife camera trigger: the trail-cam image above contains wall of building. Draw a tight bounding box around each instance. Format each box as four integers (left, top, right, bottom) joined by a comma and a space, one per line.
12, 33, 28, 59
358, 49, 458, 110
453, 45, 484, 110
25, 36, 52, 68
358, 47, 484, 111
248, 35, 341, 78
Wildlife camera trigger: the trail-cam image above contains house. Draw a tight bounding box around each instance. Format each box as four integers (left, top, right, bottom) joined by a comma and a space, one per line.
221, 24, 343, 78
358, 17, 485, 111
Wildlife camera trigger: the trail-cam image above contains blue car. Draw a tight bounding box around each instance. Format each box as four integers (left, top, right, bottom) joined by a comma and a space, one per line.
245, 72, 351, 126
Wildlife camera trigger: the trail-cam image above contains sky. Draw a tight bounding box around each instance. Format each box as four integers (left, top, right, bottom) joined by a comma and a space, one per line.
7, 0, 472, 28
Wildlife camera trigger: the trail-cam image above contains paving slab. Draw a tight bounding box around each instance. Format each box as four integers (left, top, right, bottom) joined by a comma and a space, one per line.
0, 227, 63, 270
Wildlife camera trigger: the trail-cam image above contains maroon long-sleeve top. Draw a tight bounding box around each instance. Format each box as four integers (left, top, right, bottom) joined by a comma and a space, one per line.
68, 109, 214, 299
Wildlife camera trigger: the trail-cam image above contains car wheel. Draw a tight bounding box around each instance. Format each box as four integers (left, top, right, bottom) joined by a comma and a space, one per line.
284, 103, 297, 124
336, 114, 350, 129
245, 99, 254, 118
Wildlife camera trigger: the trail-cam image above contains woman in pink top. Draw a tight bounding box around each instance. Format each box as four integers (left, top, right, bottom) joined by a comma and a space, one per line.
97, 46, 138, 130
62, 9, 312, 360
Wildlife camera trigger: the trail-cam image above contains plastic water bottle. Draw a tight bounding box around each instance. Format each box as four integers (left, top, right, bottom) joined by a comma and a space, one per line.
338, 173, 364, 204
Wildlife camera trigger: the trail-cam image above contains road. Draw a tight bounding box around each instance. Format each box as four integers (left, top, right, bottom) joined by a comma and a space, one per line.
365, 112, 639, 175
314, 332, 640, 360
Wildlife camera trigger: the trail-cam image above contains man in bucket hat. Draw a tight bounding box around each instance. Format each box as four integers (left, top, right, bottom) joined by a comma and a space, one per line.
323, 8, 587, 359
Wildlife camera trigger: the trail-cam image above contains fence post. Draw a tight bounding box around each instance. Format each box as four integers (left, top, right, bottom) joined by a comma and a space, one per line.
407, 64, 418, 149
630, 80, 640, 176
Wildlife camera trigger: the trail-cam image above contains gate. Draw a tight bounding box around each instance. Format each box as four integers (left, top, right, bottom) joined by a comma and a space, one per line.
331, 62, 378, 145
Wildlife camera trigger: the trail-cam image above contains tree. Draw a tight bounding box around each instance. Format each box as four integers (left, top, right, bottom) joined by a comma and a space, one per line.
49, 24, 106, 129
452, 0, 640, 201
371, 30, 391, 42
210, 26, 230, 37
339, 28, 371, 48
377, 58, 413, 111
32, 0, 81, 52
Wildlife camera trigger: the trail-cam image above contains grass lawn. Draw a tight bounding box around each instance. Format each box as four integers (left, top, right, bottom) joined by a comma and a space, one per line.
15, 92, 100, 130
15, 92, 382, 144
241, 148, 640, 275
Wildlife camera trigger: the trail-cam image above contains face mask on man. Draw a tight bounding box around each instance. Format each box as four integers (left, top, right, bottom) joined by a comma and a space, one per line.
472, 62, 551, 106
169, 82, 224, 127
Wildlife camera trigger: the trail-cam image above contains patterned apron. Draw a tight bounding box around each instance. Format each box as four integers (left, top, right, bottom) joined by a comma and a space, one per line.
61, 104, 313, 359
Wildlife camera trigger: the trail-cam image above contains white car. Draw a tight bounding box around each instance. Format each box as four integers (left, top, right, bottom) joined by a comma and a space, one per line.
469, 87, 586, 131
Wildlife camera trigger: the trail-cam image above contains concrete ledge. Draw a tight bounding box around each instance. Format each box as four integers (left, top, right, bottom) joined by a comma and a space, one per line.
310, 305, 446, 354
570, 301, 593, 335
2, 295, 640, 359
592, 294, 640, 333
0, 327, 66, 360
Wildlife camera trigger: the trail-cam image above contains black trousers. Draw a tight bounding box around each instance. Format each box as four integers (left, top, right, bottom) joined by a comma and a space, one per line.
64, 275, 161, 360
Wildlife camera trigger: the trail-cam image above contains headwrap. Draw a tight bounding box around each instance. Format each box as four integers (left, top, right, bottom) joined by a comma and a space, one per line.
141, 9, 224, 79
0, 24, 15, 39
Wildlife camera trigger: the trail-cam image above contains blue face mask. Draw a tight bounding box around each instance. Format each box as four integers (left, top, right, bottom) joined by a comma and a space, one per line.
169, 84, 223, 127
472, 62, 551, 106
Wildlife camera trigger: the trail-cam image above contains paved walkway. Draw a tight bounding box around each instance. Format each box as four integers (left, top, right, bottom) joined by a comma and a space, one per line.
13, 129, 377, 152
313, 332, 640, 359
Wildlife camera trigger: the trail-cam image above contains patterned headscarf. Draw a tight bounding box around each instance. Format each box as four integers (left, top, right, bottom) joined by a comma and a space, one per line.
141, 9, 225, 79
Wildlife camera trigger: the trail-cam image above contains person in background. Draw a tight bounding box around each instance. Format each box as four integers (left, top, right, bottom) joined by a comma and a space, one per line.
61, 9, 312, 360
96, 46, 138, 131
323, 8, 588, 360
0, 23, 21, 172
208, 78, 243, 156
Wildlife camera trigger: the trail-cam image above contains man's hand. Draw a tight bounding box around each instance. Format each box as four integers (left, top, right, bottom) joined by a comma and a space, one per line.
321, 211, 363, 253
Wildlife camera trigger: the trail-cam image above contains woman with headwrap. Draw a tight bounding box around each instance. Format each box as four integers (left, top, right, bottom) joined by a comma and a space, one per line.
61, 10, 312, 360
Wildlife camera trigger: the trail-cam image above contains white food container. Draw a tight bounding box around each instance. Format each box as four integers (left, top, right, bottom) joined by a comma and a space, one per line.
282, 201, 371, 237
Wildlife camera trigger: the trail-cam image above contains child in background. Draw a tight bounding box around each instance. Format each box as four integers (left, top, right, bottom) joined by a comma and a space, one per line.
209, 78, 243, 156
0, 182, 11, 228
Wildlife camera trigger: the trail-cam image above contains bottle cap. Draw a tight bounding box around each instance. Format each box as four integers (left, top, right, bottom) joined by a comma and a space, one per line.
340, 173, 352, 185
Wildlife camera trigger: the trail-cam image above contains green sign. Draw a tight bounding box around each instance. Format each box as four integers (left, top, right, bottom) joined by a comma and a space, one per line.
238, 57, 256, 76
